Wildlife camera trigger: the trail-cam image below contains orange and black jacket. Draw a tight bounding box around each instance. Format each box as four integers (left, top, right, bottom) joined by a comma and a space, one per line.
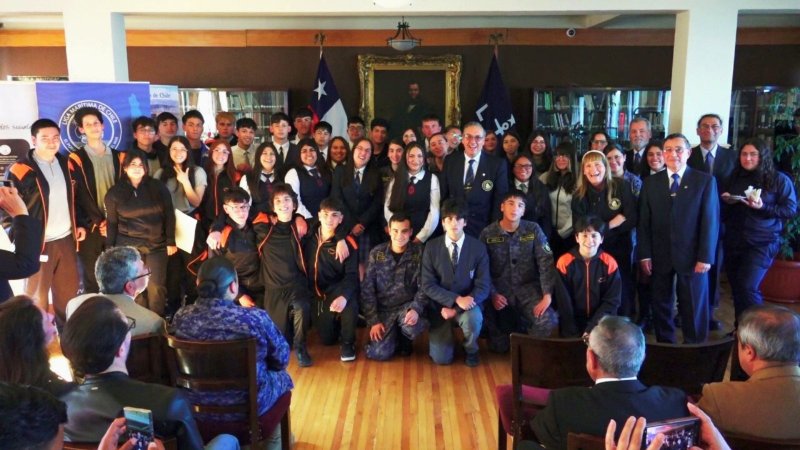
68, 146, 125, 228
207, 219, 262, 297
554, 248, 621, 337
4, 149, 94, 252
302, 221, 358, 302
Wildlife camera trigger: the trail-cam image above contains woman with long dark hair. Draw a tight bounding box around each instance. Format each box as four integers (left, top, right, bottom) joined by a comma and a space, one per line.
327, 136, 350, 171
572, 150, 637, 317
284, 138, 332, 219
539, 142, 577, 259
380, 139, 405, 191
105, 149, 175, 316
154, 136, 207, 316
331, 138, 384, 278
201, 139, 241, 230
527, 130, 553, 175
721, 137, 797, 319
0, 295, 71, 395
603, 142, 642, 198
385, 142, 440, 243
240, 142, 279, 217
641, 140, 666, 179
510, 153, 552, 237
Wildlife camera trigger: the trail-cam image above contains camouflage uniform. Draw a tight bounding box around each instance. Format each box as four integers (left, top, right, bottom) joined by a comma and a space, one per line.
479, 219, 558, 352
362, 241, 428, 360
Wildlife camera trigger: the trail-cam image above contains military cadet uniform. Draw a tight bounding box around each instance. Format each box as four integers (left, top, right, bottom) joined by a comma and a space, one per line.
362, 241, 428, 361
479, 220, 558, 352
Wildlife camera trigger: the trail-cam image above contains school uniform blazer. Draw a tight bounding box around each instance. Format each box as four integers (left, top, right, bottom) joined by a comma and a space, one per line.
275, 142, 300, 180
624, 149, 647, 178
421, 234, 491, 309
637, 167, 719, 274
688, 145, 737, 190
439, 150, 508, 237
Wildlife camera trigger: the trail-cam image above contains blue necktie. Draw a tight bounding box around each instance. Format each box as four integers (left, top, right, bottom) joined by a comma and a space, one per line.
670, 173, 680, 194
464, 159, 475, 187
354, 170, 361, 192
451, 242, 459, 268
705, 152, 714, 173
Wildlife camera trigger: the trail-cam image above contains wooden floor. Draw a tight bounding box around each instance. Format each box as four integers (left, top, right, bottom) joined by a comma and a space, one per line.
285, 330, 510, 450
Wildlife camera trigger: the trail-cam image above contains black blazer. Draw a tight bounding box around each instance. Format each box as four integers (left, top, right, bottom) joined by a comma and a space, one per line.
0, 215, 42, 302
330, 165, 384, 244
624, 148, 647, 178
638, 167, 720, 274
532, 380, 688, 450
274, 142, 300, 180
439, 150, 508, 237
687, 145, 736, 190
421, 234, 491, 309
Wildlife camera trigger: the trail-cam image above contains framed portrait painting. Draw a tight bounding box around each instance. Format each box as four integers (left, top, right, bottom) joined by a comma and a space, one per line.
357, 54, 462, 140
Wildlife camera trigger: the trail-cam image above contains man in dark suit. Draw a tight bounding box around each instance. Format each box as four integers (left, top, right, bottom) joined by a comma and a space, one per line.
687, 113, 736, 331
624, 117, 651, 177
269, 112, 300, 178
638, 133, 719, 343
421, 199, 491, 367
439, 121, 508, 237
531, 315, 688, 450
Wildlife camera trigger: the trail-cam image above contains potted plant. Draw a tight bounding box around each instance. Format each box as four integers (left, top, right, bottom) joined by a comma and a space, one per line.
759, 121, 800, 305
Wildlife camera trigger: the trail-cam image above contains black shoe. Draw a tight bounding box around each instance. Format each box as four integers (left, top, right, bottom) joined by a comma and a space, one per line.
396, 336, 413, 357
296, 347, 313, 367
465, 352, 480, 367
340, 344, 356, 362
709, 319, 721, 331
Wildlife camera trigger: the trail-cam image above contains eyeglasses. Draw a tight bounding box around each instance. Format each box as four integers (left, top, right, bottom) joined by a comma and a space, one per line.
592, 139, 608, 145
125, 316, 137, 331
699, 124, 722, 131
130, 270, 151, 282
514, 164, 533, 170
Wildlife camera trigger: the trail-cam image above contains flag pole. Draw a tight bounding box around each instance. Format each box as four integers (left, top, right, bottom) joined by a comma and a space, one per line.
314, 32, 326, 59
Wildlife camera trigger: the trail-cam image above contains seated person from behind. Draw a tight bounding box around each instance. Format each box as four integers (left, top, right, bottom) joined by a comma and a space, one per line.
698, 304, 800, 440
555, 215, 621, 338
421, 198, 491, 367
302, 197, 360, 362
531, 315, 688, 450
363, 213, 428, 361
66, 246, 165, 337
205, 187, 262, 308
60, 296, 238, 450
480, 190, 558, 353
173, 256, 293, 448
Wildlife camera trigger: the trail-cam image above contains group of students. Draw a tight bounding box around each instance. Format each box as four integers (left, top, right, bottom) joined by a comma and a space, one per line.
5, 105, 798, 367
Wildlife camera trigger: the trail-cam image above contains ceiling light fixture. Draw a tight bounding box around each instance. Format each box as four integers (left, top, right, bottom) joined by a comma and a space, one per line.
387, 17, 420, 51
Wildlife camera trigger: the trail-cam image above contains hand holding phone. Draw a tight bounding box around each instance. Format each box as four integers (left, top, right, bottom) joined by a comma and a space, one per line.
122, 407, 154, 450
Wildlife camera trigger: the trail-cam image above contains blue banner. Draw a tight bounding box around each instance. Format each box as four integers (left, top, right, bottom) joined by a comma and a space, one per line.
35, 82, 151, 153
474, 54, 516, 138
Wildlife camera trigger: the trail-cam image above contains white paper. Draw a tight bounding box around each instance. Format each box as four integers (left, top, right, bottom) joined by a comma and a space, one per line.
174, 209, 197, 253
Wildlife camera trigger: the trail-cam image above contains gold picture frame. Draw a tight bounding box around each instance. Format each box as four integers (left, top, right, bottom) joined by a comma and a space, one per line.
357, 54, 462, 135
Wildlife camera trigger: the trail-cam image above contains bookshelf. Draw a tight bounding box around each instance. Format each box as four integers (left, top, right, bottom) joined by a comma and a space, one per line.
729, 87, 800, 151
179, 88, 289, 142
532, 88, 670, 150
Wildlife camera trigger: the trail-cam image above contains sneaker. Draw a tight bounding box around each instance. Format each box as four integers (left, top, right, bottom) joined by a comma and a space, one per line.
465, 351, 480, 367
296, 347, 313, 367
340, 344, 356, 362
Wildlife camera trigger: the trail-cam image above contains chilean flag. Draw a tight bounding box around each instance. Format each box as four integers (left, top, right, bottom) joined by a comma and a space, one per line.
310, 53, 348, 138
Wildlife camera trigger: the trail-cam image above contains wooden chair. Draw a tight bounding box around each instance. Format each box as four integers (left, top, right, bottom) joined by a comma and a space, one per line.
638, 336, 734, 397
496, 333, 592, 450
566, 432, 605, 450
723, 432, 800, 449
165, 335, 292, 450
127, 332, 170, 386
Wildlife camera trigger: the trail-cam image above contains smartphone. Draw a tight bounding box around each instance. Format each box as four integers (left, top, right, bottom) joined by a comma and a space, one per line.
644, 416, 700, 450
122, 406, 154, 450
0, 179, 13, 188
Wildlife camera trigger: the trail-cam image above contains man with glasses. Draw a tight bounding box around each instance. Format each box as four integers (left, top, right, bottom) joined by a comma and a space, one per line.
638, 133, 719, 344
688, 113, 736, 331
66, 246, 165, 337
529, 315, 688, 450
439, 121, 508, 237
130, 115, 163, 174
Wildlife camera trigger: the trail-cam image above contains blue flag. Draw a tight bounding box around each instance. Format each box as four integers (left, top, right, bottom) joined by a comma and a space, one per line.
474, 54, 516, 137
310, 54, 348, 138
